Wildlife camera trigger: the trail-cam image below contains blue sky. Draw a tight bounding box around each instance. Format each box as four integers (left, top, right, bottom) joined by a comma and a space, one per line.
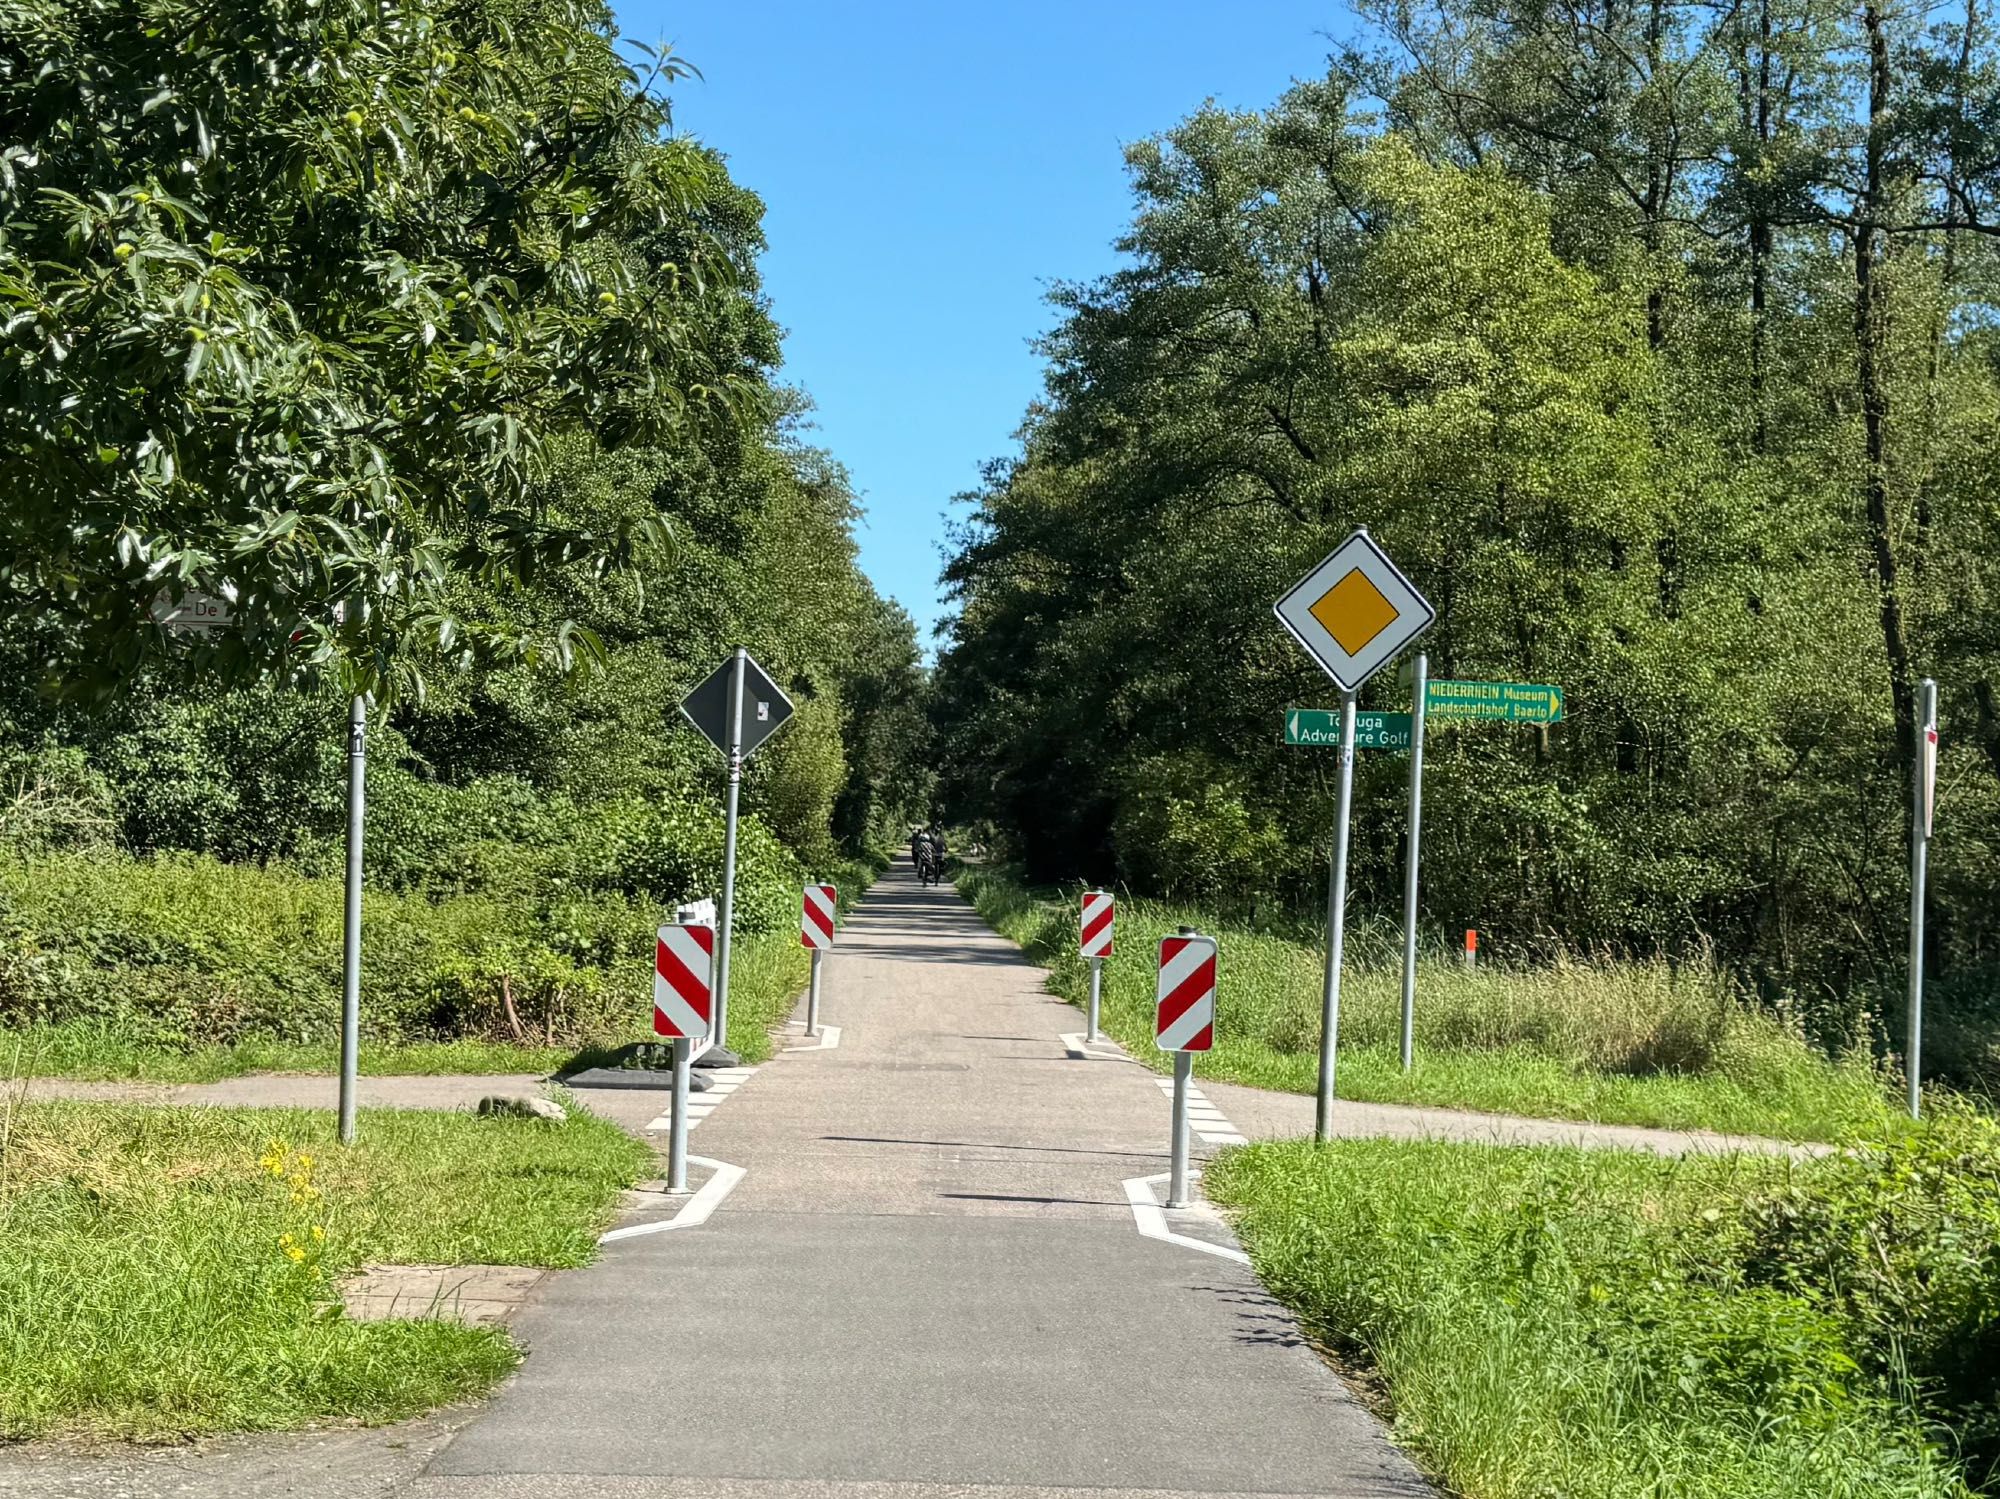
612, 2, 1357, 649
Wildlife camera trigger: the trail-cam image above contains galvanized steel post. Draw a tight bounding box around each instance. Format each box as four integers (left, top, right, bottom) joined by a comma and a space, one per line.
1168, 1050, 1193, 1208
667, 1037, 691, 1192
1908, 677, 1937, 1120
807, 946, 824, 1037
338, 694, 366, 1146
713, 648, 747, 1055
1400, 654, 1428, 1073
1316, 688, 1358, 1139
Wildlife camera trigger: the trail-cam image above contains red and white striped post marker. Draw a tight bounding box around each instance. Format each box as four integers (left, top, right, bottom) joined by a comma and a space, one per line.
1156, 928, 1217, 1207
800, 882, 837, 1035
1079, 890, 1115, 1042
655, 921, 715, 1193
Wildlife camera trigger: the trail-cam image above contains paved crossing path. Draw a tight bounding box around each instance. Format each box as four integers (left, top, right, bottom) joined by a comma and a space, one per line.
406, 860, 1431, 1499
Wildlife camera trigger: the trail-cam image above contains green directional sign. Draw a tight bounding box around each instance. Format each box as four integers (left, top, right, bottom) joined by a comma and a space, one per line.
1285, 709, 1415, 750
1425, 680, 1564, 724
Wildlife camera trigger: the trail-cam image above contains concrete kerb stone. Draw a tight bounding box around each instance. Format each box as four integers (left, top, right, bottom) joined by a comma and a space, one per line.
338, 1264, 549, 1327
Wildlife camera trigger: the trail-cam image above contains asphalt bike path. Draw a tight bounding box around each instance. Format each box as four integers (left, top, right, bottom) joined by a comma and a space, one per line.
407, 860, 1431, 1499
0, 868, 1815, 1498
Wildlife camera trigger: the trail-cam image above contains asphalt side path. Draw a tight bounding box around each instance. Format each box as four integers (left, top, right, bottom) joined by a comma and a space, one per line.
408, 859, 1431, 1499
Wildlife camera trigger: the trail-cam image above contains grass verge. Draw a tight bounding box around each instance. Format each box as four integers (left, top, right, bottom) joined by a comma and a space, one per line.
1206, 1127, 1994, 1499
0, 1098, 652, 1438
958, 865, 1895, 1141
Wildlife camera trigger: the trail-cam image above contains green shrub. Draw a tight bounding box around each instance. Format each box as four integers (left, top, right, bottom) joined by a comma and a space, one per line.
0, 850, 643, 1049
0, 746, 117, 854
1739, 1105, 2000, 1483
363, 772, 802, 936
1111, 753, 1289, 900
1208, 1139, 1976, 1499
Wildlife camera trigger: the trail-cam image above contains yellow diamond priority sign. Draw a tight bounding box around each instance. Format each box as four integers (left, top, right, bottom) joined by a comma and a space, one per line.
1274, 530, 1434, 691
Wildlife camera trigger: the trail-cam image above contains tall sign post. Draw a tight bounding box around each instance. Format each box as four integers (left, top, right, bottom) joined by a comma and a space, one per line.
340, 694, 366, 1145
1399, 654, 1428, 1074
1155, 929, 1216, 1209
1080, 891, 1115, 1043
679, 650, 794, 1066
801, 882, 837, 1036
1273, 529, 1433, 1140
152, 593, 397, 1147
1908, 678, 1938, 1120
654, 920, 716, 1193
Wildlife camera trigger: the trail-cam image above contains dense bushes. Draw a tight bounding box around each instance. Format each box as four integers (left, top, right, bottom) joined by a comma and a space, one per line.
1741, 1107, 2000, 1479
0, 852, 637, 1048
0, 835, 870, 1057
363, 771, 805, 937
1209, 1116, 2000, 1498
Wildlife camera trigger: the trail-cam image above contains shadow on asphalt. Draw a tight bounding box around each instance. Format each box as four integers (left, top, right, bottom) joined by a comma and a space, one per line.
1198, 1284, 1311, 1349
938, 1191, 1128, 1208
822, 1134, 1166, 1161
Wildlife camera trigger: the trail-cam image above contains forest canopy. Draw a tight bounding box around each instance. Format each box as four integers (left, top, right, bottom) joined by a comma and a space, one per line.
931, 0, 2000, 1028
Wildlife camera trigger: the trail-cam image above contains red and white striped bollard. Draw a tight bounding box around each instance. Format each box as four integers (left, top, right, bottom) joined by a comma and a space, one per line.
1156, 928, 1217, 1207
801, 882, 837, 1035
655, 920, 715, 1192
1080, 890, 1115, 1043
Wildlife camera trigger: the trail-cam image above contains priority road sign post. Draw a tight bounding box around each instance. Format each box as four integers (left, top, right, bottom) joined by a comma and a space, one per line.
1908, 679, 1938, 1120
1273, 529, 1433, 1141
679, 650, 794, 1066
1400, 653, 1428, 1074
162, 592, 370, 1147
1080, 891, 1115, 1043
654, 921, 716, 1194
1156, 929, 1216, 1209
801, 883, 837, 1036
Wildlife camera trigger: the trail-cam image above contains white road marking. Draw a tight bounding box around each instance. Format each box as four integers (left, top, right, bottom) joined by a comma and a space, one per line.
1059, 1031, 1125, 1061
1121, 1172, 1250, 1265
785, 1024, 842, 1052
1150, 1076, 1250, 1145
643, 1064, 758, 1134
599, 1157, 746, 1243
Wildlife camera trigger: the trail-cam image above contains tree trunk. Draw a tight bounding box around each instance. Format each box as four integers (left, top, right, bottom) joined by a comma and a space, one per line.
1855, 2, 1917, 773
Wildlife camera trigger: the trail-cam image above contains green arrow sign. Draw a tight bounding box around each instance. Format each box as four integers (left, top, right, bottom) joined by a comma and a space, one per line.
1285, 709, 1414, 750
1425, 680, 1564, 723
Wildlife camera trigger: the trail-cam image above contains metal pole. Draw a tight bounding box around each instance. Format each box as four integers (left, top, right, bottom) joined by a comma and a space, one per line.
1400, 654, 1428, 1073
1907, 677, 1936, 1121
338, 694, 366, 1147
1316, 688, 1358, 1140
1087, 956, 1102, 1044
1168, 1050, 1192, 1208
713, 648, 747, 1058
807, 947, 823, 1037
667, 1037, 691, 1192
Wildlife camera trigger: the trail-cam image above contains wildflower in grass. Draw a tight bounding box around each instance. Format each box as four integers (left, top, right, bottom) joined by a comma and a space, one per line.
258, 1140, 288, 1177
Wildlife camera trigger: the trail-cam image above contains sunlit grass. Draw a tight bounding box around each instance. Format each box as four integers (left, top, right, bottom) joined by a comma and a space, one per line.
958, 866, 1896, 1141
1207, 1139, 1975, 1499
0, 1099, 651, 1437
